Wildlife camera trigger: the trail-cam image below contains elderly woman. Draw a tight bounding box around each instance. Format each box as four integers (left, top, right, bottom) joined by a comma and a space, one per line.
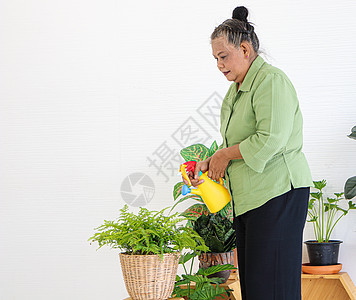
187, 6, 313, 300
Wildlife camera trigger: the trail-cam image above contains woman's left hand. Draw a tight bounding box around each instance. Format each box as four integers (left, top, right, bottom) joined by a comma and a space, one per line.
208, 149, 230, 181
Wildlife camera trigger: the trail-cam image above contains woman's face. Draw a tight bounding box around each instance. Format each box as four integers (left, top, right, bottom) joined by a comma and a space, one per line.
211, 36, 251, 85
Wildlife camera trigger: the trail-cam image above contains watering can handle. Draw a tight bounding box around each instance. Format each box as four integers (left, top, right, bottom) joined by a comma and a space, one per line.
204, 172, 224, 185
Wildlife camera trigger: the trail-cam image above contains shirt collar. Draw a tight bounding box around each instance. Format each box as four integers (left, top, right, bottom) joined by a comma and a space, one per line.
237, 55, 265, 92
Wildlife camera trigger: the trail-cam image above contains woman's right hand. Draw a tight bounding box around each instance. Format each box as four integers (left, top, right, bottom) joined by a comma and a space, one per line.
182, 158, 211, 187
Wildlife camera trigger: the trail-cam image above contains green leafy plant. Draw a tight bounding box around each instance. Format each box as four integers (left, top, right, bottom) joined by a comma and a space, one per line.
307, 180, 356, 242
193, 213, 236, 253
344, 125, 356, 199
88, 205, 209, 257
172, 252, 236, 300
172, 141, 233, 226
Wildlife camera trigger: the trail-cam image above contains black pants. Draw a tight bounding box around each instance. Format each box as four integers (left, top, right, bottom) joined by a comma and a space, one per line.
233, 186, 310, 300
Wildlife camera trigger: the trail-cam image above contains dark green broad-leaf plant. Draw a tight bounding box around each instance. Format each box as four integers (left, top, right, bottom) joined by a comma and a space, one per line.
193, 213, 236, 253
88, 205, 209, 258
344, 126, 356, 200
172, 141, 233, 227
307, 180, 356, 242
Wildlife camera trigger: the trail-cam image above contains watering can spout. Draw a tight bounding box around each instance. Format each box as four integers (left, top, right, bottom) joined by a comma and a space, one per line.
181, 185, 191, 196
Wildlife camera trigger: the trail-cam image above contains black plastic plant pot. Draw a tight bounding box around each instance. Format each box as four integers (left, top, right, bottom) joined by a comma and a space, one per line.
304, 240, 343, 266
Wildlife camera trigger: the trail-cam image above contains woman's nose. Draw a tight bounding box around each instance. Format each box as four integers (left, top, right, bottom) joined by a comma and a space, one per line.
217, 59, 224, 69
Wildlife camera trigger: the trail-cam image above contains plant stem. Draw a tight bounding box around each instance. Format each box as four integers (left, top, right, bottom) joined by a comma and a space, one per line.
189, 254, 195, 276
182, 263, 188, 275
326, 210, 347, 241
325, 205, 336, 242
186, 255, 196, 298
310, 207, 321, 241
325, 204, 332, 242
320, 192, 324, 242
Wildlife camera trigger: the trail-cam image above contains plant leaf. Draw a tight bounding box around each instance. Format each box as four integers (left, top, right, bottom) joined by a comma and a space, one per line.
348, 201, 356, 209
180, 204, 210, 221
189, 285, 229, 300
313, 180, 327, 190
219, 201, 233, 222
209, 140, 218, 157
173, 182, 184, 200
310, 192, 321, 200
179, 252, 197, 264
347, 125, 356, 140
174, 278, 192, 286
193, 212, 236, 253
196, 264, 236, 276
326, 197, 337, 203
182, 274, 210, 284
308, 198, 316, 209
170, 194, 203, 213
180, 144, 210, 162
344, 176, 356, 200
307, 216, 317, 222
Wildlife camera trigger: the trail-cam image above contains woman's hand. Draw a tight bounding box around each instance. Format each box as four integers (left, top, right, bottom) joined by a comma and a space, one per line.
208, 148, 231, 181
182, 158, 210, 187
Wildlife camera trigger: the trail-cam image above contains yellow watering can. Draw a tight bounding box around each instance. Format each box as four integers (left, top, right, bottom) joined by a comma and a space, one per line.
179, 161, 231, 213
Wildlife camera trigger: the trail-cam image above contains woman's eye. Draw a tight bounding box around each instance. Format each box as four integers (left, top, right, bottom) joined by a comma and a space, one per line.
221, 56, 226, 60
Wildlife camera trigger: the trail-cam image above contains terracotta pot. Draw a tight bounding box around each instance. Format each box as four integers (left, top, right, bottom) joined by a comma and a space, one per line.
198, 251, 234, 283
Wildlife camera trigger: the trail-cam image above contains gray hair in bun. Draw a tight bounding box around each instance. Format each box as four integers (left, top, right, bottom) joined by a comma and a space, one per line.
211, 6, 259, 53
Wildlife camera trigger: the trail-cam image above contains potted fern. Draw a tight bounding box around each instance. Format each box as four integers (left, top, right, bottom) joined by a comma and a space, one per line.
305, 180, 356, 268
89, 205, 208, 300
172, 141, 236, 283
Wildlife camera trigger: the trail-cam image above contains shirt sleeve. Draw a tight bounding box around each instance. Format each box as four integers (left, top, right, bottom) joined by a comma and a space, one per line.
239, 73, 298, 173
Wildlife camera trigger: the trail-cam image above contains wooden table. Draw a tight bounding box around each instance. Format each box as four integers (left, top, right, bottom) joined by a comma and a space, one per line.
124, 298, 184, 300
124, 272, 356, 300
302, 272, 356, 300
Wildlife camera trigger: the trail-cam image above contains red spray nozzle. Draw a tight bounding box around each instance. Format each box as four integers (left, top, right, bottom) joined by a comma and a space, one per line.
179, 161, 197, 186
184, 161, 197, 173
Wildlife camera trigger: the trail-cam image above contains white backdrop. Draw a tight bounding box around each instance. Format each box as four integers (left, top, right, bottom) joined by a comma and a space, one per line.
1, 0, 355, 299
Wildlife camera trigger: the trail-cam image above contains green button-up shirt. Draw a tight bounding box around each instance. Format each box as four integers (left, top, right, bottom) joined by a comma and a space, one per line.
220, 55, 313, 216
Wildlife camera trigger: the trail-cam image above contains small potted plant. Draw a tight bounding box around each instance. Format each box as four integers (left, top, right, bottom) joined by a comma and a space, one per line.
89, 205, 208, 300
305, 180, 356, 269
172, 252, 236, 300
344, 125, 356, 200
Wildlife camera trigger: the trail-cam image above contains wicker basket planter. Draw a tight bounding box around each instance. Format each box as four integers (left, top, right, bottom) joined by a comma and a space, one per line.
119, 252, 180, 300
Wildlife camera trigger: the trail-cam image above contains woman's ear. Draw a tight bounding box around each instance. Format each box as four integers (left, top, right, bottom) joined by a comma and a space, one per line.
240, 42, 252, 58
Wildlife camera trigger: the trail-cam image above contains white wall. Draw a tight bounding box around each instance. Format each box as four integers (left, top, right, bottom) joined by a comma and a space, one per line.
0, 0, 355, 299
